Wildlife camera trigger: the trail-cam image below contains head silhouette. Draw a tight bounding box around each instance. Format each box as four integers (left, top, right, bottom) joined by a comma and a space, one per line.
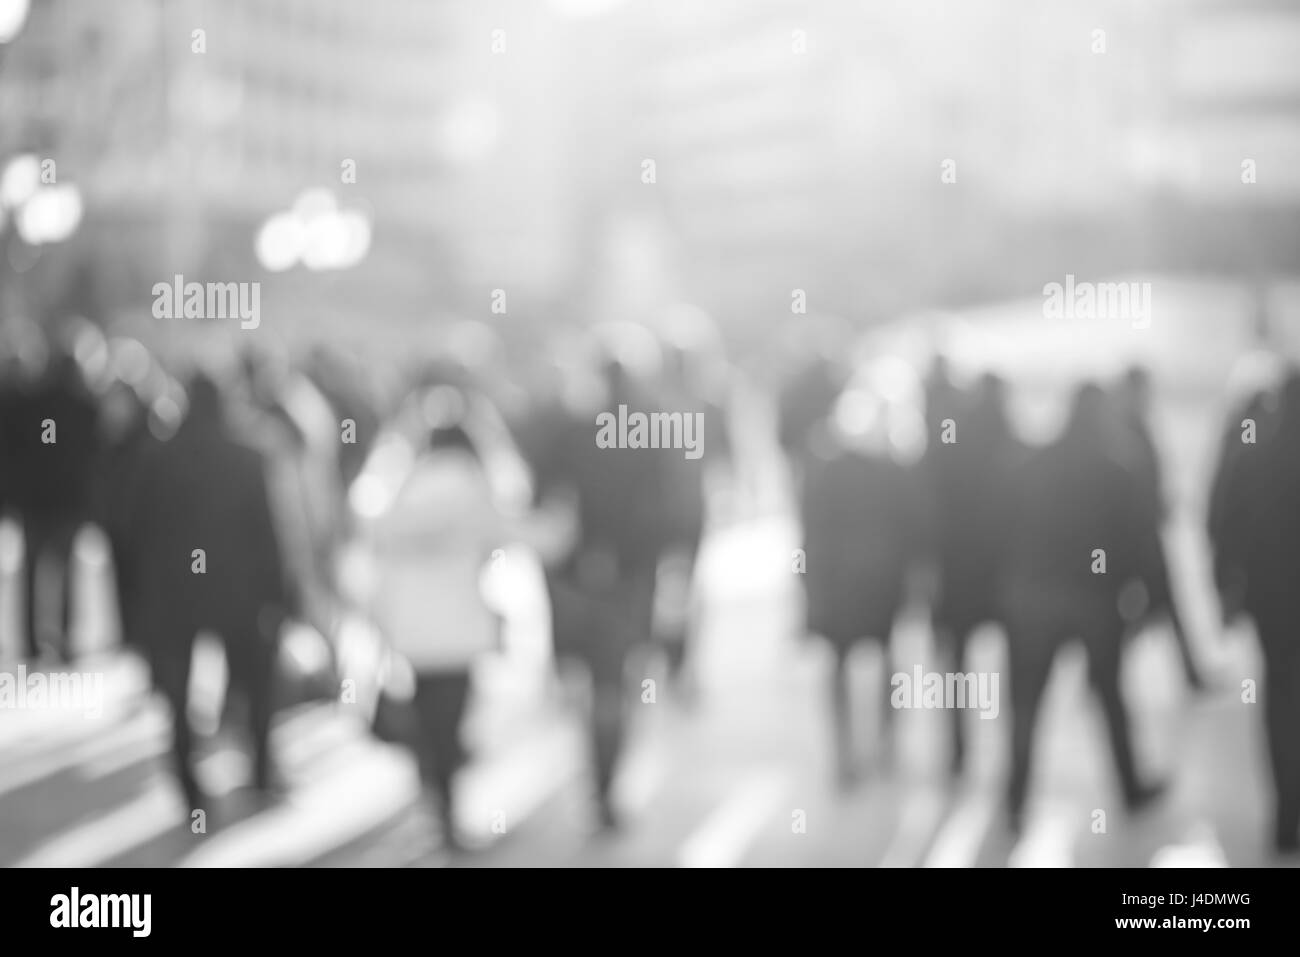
1064, 382, 1111, 444
185, 372, 224, 423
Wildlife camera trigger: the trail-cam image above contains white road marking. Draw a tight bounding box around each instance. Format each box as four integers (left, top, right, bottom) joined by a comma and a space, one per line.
1150, 820, 1228, 868
178, 749, 419, 867
924, 787, 999, 868
13, 745, 247, 868
457, 719, 582, 841
1008, 799, 1077, 867
878, 785, 946, 868
677, 769, 790, 868
0, 708, 165, 796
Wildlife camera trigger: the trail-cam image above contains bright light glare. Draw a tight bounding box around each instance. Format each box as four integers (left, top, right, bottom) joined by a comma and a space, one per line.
0, 0, 30, 43
292, 187, 337, 223
301, 211, 350, 271
0, 154, 42, 210
869, 355, 919, 403
301, 209, 371, 271
260, 189, 369, 271
15, 184, 83, 244
336, 210, 372, 269
834, 388, 881, 441
255, 212, 306, 272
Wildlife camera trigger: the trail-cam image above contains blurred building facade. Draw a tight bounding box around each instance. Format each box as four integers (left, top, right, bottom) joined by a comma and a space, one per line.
1, 0, 479, 346
1, 0, 1298, 348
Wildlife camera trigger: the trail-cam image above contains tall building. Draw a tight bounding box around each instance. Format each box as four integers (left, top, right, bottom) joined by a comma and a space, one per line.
0, 0, 496, 343
551, 0, 1183, 326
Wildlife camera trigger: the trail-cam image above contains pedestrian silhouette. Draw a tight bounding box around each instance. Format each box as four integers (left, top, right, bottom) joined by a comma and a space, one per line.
131, 372, 289, 812
1110, 366, 1206, 690
930, 372, 1022, 775
1207, 368, 1300, 854
521, 330, 670, 829
1002, 383, 1166, 832
801, 384, 919, 787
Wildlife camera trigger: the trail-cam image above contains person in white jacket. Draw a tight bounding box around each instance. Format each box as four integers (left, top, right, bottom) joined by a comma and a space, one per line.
360, 383, 566, 849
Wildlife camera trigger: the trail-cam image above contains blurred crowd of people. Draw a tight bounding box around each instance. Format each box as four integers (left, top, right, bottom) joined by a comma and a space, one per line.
0, 310, 734, 850
2, 305, 1299, 858
781, 326, 1300, 855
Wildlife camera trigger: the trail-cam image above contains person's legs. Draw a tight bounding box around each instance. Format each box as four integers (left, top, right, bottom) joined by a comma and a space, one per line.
1155, 566, 1205, 690
1083, 605, 1162, 809
1259, 634, 1300, 852
246, 642, 278, 793
1267, 677, 1300, 852
590, 656, 627, 828
548, 577, 622, 826
409, 671, 473, 844
828, 644, 854, 788
426, 670, 472, 833
50, 518, 81, 662
946, 621, 974, 775
1141, 544, 1205, 689
593, 572, 657, 827
109, 537, 134, 645
155, 628, 203, 810
878, 636, 898, 763
1167, 611, 1206, 691
1004, 592, 1061, 832
21, 513, 48, 659
223, 631, 278, 792
659, 544, 700, 692
410, 674, 442, 788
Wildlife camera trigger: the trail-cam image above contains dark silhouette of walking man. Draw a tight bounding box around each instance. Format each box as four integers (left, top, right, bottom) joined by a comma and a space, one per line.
131, 373, 289, 812
1002, 384, 1166, 832
1208, 369, 1300, 853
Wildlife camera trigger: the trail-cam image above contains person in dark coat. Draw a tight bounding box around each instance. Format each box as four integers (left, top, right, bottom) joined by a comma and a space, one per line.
652, 322, 731, 698
0, 336, 30, 525
930, 372, 1022, 775
1111, 366, 1206, 690
1002, 383, 1166, 832
778, 354, 848, 473
521, 341, 670, 829
916, 350, 966, 621
1207, 383, 1277, 625
1207, 369, 1300, 853
12, 346, 100, 661
0, 321, 49, 655
922, 353, 963, 441
93, 344, 175, 657
801, 386, 919, 788
131, 372, 289, 812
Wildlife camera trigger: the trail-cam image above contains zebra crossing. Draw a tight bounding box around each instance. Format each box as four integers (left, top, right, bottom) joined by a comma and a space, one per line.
0, 510, 1288, 869
0, 638, 1279, 868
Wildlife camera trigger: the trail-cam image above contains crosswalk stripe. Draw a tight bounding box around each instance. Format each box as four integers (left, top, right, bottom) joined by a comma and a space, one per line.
677, 768, 790, 868
457, 718, 582, 841
0, 655, 150, 753
612, 737, 669, 817
77, 701, 354, 785
0, 708, 165, 796
178, 748, 418, 867
79, 723, 169, 781
878, 785, 946, 868
13, 782, 188, 868
1008, 799, 1077, 867
12, 743, 250, 868
1150, 820, 1228, 867
924, 787, 999, 868
173, 713, 583, 865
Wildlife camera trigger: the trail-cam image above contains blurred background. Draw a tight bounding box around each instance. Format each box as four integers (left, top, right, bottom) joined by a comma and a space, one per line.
1, 0, 1300, 868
